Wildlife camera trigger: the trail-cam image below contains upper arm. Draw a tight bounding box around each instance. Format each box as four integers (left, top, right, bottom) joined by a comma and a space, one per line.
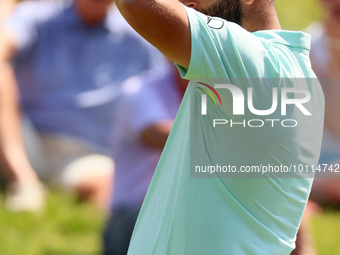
0, 28, 17, 62
115, 0, 191, 68
0, 30, 19, 114
0, 2, 34, 78
0, 0, 16, 22
0, 1, 60, 60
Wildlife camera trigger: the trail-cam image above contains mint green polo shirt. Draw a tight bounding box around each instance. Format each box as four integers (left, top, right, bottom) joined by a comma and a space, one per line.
127, 6, 324, 255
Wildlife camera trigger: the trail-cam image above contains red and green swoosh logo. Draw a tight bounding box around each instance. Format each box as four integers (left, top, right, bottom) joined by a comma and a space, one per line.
197, 82, 223, 106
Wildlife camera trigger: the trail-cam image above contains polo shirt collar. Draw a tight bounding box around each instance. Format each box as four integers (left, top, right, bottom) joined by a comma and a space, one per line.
252, 30, 311, 51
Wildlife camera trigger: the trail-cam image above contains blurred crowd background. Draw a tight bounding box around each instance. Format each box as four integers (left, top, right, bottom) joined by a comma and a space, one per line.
0, 0, 339, 255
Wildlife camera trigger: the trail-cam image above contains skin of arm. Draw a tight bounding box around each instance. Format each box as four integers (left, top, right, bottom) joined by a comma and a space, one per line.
115, 0, 190, 147
0, 0, 17, 21
115, 0, 191, 69
141, 120, 174, 150
0, 29, 39, 184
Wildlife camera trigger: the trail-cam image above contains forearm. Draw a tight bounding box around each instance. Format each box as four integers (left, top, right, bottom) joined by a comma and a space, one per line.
115, 0, 191, 68
141, 120, 174, 150
0, 62, 38, 183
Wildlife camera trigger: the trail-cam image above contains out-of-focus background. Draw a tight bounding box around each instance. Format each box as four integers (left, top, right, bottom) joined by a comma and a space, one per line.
0, 0, 339, 255
276, 0, 322, 30
278, 1, 340, 254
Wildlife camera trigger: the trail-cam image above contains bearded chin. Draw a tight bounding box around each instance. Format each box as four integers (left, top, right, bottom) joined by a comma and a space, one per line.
200, 0, 244, 25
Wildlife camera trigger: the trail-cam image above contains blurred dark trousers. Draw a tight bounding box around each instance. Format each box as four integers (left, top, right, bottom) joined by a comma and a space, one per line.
103, 204, 141, 255
0, 163, 7, 189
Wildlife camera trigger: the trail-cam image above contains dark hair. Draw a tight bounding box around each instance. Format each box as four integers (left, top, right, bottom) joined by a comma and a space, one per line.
201, 0, 244, 25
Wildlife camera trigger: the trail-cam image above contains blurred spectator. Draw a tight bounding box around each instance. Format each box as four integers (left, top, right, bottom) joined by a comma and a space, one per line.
291, 1, 340, 254
0, 0, 167, 211
103, 65, 187, 255
307, 0, 340, 205
0, 0, 44, 213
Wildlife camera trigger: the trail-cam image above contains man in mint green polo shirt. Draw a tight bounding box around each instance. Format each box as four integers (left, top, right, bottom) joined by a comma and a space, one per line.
115, 0, 325, 254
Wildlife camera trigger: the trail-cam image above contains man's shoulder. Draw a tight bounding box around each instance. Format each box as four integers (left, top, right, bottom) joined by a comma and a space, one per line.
1, 1, 68, 52
3, 0, 67, 33
11, 0, 66, 21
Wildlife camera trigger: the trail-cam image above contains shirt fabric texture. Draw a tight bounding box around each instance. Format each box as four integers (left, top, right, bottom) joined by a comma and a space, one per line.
127, 6, 325, 255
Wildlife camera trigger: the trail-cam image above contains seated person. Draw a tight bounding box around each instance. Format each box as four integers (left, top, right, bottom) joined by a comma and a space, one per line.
307, 0, 340, 205
0, 0, 167, 211
103, 65, 186, 255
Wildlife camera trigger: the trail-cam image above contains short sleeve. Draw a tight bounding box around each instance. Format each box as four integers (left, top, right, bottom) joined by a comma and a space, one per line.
176, 6, 277, 79
1, 1, 61, 52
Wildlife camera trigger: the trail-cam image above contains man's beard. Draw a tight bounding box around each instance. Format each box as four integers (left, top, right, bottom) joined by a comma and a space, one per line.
200, 0, 243, 25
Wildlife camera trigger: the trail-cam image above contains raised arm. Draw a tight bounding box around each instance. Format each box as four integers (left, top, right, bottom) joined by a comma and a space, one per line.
115, 0, 191, 68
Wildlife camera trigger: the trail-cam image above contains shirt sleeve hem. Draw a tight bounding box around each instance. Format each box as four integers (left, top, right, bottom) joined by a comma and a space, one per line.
175, 6, 202, 80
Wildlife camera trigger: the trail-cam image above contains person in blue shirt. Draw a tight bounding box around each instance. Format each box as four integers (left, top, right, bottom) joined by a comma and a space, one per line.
104, 64, 187, 255
0, 0, 166, 211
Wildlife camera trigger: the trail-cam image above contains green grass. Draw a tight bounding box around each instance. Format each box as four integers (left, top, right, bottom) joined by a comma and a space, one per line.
0, 190, 104, 255
311, 209, 340, 255
0, 190, 339, 254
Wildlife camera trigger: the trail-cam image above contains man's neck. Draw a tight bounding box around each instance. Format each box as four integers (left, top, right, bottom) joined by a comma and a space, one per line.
241, 5, 281, 32
74, 1, 108, 26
